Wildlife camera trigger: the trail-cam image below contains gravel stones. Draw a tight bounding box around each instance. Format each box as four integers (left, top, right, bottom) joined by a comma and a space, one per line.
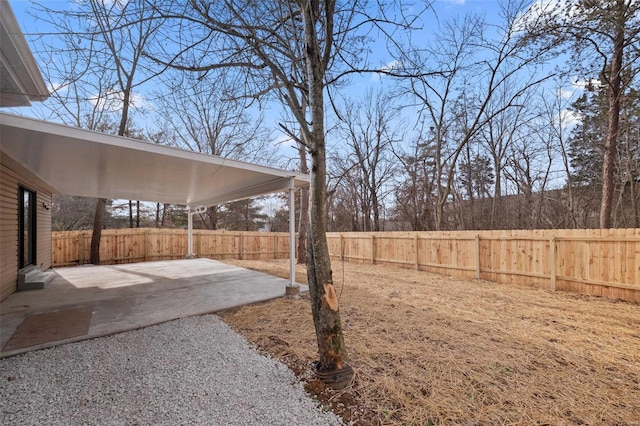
0, 315, 342, 426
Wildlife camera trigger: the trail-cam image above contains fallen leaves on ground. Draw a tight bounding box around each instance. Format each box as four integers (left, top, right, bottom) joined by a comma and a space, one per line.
219, 259, 640, 426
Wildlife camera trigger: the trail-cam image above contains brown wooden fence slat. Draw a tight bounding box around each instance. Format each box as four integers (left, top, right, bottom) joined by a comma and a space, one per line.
52, 229, 290, 266
325, 230, 639, 302
51, 228, 640, 302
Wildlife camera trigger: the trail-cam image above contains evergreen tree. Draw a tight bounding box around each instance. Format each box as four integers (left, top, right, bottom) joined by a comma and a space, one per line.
217, 199, 268, 231
567, 86, 609, 187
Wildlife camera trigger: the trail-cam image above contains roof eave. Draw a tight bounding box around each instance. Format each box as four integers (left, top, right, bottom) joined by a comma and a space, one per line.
0, 112, 310, 207
0, 1, 49, 107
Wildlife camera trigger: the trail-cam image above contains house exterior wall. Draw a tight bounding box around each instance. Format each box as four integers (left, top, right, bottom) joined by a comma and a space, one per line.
0, 151, 52, 301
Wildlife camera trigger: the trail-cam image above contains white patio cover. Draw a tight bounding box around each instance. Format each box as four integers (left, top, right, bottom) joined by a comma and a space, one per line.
0, 113, 308, 207
0, 3, 303, 290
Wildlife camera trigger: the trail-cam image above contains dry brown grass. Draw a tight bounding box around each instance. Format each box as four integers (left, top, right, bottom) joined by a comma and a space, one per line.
218, 259, 640, 425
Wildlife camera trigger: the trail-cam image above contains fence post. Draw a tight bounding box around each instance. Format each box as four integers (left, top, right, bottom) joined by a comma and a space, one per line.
239, 234, 243, 260
340, 234, 344, 261
78, 233, 85, 265
143, 229, 148, 262
475, 234, 481, 279
274, 235, 278, 259
370, 234, 375, 264
550, 236, 556, 291
415, 232, 419, 270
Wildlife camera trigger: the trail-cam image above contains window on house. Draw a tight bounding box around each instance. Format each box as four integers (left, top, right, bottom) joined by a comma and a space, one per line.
18, 186, 36, 269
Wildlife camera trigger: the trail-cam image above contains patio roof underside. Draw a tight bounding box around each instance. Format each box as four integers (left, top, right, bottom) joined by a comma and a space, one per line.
0, 113, 309, 207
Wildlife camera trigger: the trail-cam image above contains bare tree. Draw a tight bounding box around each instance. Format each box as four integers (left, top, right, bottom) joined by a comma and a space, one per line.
456, 149, 494, 229
33, 0, 163, 263
532, 79, 583, 228
618, 89, 640, 226
148, 0, 423, 384
524, 0, 640, 228
155, 70, 276, 229
156, 72, 273, 164
391, 127, 438, 231
393, 0, 552, 230
51, 196, 104, 231
476, 86, 536, 228
503, 132, 554, 229
333, 89, 400, 231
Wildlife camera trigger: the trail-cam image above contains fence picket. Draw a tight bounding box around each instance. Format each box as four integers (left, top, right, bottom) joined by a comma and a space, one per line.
51, 228, 640, 302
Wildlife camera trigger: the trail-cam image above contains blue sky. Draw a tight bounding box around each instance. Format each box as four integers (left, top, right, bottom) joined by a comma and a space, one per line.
7, 0, 585, 211
8, 0, 506, 91
8, 0, 504, 31
7, 0, 574, 173
5, 0, 510, 151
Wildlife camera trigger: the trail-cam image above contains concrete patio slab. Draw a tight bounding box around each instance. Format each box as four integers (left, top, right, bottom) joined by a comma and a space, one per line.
0, 259, 306, 358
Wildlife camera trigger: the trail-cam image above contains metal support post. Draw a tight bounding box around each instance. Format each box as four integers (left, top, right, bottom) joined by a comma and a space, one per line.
186, 206, 206, 259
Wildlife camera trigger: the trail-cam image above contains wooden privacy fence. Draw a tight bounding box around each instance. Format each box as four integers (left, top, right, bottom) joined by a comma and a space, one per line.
52, 228, 291, 267
326, 229, 640, 303
52, 228, 640, 302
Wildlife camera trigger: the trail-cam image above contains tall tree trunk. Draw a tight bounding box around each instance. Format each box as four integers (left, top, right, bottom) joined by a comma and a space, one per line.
464, 143, 476, 229
434, 129, 444, 231
136, 200, 140, 227
155, 202, 161, 227
161, 203, 169, 227
561, 153, 578, 229
303, 0, 351, 382
491, 163, 502, 230
207, 206, 217, 230
307, 144, 348, 372
89, 198, 106, 264
372, 198, 381, 231
600, 8, 624, 229
297, 141, 309, 264
129, 200, 134, 228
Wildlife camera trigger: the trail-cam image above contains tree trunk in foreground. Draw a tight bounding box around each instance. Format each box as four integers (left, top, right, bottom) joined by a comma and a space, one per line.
303, 0, 351, 386
89, 198, 106, 264
297, 142, 309, 264
306, 145, 350, 374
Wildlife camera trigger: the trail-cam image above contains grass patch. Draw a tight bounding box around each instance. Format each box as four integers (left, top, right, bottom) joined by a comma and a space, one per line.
219, 259, 640, 425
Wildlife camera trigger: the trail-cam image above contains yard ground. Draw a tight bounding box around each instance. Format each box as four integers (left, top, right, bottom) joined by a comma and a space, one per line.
219, 259, 639, 425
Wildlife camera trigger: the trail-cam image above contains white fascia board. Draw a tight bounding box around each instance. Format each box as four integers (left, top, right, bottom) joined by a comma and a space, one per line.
0, 1, 49, 106
193, 176, 294, 208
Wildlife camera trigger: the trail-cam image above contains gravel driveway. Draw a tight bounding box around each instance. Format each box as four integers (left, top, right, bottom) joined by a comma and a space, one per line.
0, 315, 342, 425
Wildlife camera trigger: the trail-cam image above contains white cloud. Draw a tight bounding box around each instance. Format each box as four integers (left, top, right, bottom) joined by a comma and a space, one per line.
89, 91, 152, 112
271, 133, 294, 147
572, 78, 602, 90
557, 88, 574, 99
371, 60, 403, 81
129, 93, 151, 110
551, 77, 601, 101
47, 81, 67, 95
442, 0, 465, 4
558, 109, 581, 127
380, 60, 402, 72
514, 0, 562, 33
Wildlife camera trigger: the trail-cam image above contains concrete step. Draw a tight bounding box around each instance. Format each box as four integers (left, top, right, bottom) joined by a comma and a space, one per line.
17, 267, 55, 291
18, 264, 39, 281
